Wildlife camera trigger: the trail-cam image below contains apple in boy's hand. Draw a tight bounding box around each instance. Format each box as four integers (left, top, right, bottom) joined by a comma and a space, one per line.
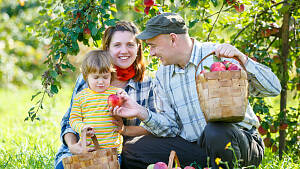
108, 94, 122, 107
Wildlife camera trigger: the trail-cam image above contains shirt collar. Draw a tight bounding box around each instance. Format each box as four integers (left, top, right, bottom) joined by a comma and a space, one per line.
125, 79, 136, 90
172, 38, 199, 74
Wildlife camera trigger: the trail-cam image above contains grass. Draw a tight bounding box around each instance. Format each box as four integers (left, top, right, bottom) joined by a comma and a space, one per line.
0, 85, 298, 169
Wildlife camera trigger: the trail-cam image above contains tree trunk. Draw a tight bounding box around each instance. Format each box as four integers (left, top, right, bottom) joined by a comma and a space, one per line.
279, 3, 290, 160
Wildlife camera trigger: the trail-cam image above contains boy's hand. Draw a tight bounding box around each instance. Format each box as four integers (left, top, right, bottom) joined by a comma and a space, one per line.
82, 125, 95, 137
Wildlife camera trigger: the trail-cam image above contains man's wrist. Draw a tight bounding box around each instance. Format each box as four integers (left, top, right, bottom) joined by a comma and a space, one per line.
136, 105, 149, 121
238, 52, 248, 66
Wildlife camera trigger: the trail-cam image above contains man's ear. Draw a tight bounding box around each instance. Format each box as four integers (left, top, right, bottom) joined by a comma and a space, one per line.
169, 33, 177, 47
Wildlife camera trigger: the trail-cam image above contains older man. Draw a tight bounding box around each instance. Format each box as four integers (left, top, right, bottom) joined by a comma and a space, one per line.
113, 13, 281, 169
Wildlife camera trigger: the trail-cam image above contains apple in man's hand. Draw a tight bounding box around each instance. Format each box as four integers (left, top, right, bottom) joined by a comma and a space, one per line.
108, 94, 122, 107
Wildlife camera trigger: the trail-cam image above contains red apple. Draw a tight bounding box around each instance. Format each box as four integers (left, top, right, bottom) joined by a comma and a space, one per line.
234, 4, 244, 13
144, 7, 150, 15
227, 63, 241, 71
184, 166, 195, 169
210, 62, 226, 72
144, 0, 154, 7
154, 162, 168, 169
83, 28, 91, 39
272, 145, 278, 153
108, 94, 122, 107
226, 0, 236, 5
222, 60, 232, 69
258, 125, 268, 135
273, 55, 280, 64
279, 123, 288, 130
263, 137, 272, 148
134, 6, 141, 13
269, 125, 278, 133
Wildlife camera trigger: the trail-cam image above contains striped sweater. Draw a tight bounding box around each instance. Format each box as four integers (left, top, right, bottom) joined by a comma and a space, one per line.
69, 86, 122, 153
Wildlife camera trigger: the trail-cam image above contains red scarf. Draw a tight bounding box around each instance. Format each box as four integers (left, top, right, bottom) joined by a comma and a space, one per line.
115, 65, 136, 81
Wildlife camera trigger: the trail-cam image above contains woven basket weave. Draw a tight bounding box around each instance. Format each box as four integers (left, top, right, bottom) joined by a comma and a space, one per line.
195, 52, 248, 122
62, 130, 120, 169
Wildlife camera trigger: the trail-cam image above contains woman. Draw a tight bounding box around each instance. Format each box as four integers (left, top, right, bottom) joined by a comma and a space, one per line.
54, 21, 155, 169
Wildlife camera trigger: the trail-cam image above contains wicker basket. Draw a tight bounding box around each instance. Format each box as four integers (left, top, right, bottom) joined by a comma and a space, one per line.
195, 52, 248, 122
62, 131, 120, 169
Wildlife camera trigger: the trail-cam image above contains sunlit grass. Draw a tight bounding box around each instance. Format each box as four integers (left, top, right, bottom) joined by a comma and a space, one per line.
0, 85, 72, 168
0, 85, 298, 168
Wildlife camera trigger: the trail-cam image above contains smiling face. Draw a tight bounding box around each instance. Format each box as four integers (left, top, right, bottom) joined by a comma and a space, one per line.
146, 34, 176, 66
87, 72, 111, 93
109, 31, 138, 69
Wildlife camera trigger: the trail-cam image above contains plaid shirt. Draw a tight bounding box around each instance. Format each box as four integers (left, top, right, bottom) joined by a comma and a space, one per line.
142, 40, 281, 142
55, 74, 155, 167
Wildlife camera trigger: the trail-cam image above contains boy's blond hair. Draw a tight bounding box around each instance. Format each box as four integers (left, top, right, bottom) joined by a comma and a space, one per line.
81, 50, 115, 82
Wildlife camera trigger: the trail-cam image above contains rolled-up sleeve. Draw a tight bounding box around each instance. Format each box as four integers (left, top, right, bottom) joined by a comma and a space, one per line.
245, 58, 281, 97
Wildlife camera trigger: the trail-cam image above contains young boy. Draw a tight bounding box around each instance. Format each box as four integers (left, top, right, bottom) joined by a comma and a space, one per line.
69, 50, 124, 155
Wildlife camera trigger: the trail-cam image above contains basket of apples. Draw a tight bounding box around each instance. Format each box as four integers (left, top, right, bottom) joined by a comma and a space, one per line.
195, 52, 248, 123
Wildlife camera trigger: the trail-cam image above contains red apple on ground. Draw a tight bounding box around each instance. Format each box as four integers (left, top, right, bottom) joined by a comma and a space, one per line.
154, 162, 168, 169
234, 4, 244, 12
279, 123, 288, 130
147, 164, 155, 169
184, 166, 195, 169
108, 94, 122, 107
258, 125, 268, 135
144, 0, 154, 7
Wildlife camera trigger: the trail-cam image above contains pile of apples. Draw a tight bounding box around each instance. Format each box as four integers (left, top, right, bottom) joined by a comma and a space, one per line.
201, 60, 241, 74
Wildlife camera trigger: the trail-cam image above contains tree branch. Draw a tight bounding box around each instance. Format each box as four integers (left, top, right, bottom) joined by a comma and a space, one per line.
206, 3, 224, 41
232, 0, 287, 43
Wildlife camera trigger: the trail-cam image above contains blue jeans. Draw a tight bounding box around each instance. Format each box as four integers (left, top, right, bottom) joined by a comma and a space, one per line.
55, 154, 122, 169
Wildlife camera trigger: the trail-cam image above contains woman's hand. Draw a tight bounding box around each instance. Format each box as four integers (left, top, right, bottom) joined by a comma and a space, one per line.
214, 43, 248, 66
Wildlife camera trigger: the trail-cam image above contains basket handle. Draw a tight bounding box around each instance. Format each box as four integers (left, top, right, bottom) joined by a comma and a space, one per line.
194, 51, 247, 78
81, 128, 100, 152
167, 150, 181, 169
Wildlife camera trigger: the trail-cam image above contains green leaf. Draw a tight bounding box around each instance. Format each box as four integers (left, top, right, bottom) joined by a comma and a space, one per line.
49, 70, 58, 78
213, 55, 222, 62
51, 85, 58, 94
210, 0, 218, 7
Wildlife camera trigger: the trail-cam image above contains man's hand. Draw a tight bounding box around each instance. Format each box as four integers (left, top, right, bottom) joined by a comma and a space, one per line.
110, 94, 149, 121
214, 43, 248, 66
